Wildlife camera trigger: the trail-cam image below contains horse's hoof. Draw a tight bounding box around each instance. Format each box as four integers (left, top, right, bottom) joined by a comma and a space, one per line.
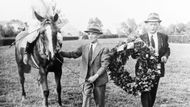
58, 103, 62, 107
42, 100, 49, 107
21, 96, 26, 102
43, 104, 48, 107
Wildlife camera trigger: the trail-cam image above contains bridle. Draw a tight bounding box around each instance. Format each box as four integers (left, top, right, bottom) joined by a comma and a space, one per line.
37, 18, 59, 60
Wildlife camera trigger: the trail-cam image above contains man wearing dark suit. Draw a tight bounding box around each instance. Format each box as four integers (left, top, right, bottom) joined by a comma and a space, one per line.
59, 23, 109, 107
134, 13, 170, 107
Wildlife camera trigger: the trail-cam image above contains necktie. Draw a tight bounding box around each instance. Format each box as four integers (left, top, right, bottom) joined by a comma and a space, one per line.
151, 35, 155, 48
88, 44, 93, 64
87, 44, 93, 78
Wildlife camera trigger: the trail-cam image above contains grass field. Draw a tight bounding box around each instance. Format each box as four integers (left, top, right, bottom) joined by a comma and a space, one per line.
0, 38, 190, 107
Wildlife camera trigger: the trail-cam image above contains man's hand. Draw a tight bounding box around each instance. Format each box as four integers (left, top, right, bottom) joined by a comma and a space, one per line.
87, 74, 99, 83
149, 46, 155, 54
59, 51, 66, 57
161, 56, 168, 63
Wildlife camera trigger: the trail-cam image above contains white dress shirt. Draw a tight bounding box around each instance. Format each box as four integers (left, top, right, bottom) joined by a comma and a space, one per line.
148, 32, 158, 54
90, 42, 97, 53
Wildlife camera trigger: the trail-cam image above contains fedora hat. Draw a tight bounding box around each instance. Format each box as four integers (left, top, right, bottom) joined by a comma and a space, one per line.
144, 13, 162, 23
85, 23, 103, 34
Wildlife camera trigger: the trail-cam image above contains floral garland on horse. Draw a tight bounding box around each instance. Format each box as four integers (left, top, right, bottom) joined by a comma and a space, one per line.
108, 39, 161, 96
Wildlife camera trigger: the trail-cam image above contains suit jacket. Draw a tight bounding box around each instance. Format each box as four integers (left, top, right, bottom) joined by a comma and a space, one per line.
135, 32, 170, 77
60, 42, 109, 86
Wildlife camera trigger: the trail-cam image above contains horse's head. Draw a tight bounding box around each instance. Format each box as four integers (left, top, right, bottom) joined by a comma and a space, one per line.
34, 11, 60, 60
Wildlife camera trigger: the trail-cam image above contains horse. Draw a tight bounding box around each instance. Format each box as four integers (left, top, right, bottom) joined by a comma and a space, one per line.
15, 11, 63, 107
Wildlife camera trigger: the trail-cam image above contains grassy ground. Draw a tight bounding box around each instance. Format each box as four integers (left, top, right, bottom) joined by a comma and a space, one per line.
0, 38, 190, 107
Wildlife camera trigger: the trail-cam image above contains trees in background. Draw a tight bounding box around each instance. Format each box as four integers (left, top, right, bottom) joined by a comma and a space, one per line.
135, 22, 190, 36
167, 24, 176, 35
163, 22, 190, 35
185, 22, 190, 34
104, 29, 112, 35
88, 17, 103, 29
117, 18, 137, 37
2, 15, 190, 39
116, 18, 190, 36
175, 23, 186, 34
0, 20, 27, 38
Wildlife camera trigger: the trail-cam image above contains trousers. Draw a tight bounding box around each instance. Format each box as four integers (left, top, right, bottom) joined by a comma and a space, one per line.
141, 78, 160, 107
82, 82, 106, 107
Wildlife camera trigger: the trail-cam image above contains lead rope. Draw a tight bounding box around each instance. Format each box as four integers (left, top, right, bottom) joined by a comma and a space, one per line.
56, 57, 94, 87
55, 57, 95, 105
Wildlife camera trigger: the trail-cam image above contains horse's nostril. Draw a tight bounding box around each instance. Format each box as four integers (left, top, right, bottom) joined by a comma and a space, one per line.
48, 51, 55, 59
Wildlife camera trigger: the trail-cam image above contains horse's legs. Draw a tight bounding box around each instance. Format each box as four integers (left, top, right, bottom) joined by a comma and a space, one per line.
39, 68, 49, 107
18, 66, 26, 101
54, 70, 62, 106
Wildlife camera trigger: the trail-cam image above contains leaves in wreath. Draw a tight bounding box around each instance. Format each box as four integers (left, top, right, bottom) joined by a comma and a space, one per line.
108, 42, 161, 96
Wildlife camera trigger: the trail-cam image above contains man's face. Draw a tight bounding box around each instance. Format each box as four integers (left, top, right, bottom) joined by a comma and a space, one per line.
88, 32, 99, 41
146, 21, 160, 34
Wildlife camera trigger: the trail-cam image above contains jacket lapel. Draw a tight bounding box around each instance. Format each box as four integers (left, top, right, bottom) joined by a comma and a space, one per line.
85, 44, 90, 65
157, 32, 162, 51
142, 33, 150, 46
90, 43, 102, 65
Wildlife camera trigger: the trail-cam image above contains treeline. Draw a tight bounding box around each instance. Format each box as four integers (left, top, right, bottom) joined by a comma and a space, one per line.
1, 18, 190, 44
115, 19, 190, 36
0, 20, 27, 39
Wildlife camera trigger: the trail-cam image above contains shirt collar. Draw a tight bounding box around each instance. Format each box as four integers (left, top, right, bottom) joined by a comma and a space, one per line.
148, 32, 157, 38
90, 39, 98, 45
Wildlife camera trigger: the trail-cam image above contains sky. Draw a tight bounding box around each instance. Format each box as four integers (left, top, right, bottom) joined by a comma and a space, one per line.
0, 0, 190, 33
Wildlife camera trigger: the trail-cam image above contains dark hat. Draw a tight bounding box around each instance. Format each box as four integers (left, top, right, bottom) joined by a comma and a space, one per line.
144, 13, 162, 23
85, 23, 103, 34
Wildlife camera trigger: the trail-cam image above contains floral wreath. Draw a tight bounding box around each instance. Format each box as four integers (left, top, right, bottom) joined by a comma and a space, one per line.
108, 41, 161, 96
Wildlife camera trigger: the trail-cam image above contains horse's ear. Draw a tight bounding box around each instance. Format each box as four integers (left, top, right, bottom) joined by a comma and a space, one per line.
34, 11, 45, 22
54, 13, 59, 22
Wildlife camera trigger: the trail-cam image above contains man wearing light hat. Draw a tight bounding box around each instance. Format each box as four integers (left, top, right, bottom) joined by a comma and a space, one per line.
134, 13, 170, 107
59, 19, 109, 107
